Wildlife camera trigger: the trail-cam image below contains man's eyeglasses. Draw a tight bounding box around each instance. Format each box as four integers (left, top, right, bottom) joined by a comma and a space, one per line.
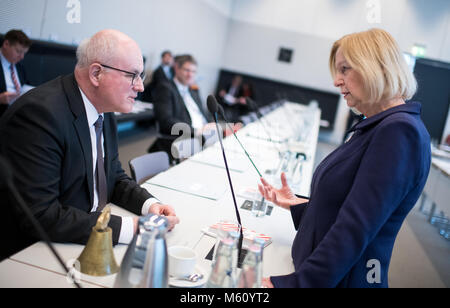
100, 64, 146, 86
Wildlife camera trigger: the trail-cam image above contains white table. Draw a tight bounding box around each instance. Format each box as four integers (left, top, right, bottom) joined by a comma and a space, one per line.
0, 102, 321, 288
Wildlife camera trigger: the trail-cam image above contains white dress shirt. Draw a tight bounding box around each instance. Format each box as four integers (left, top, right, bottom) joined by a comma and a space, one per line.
0, 50, 21, 102
173, 78, 206, 131
162, 64, 172, 80
79, 89, 159, 244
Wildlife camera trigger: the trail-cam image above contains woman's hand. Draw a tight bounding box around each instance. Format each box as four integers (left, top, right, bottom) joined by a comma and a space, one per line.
258, 172, 303, 210
262, 277, 274, 288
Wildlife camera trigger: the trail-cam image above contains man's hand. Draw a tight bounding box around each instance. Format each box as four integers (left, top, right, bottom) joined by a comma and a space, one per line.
0, 91, 19, 105
148, 203, 180, 231
224, 122, 243, 137
237, 97, 247, 105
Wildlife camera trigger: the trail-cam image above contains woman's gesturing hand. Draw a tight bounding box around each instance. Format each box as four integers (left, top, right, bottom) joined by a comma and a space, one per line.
258, 172, 304, 210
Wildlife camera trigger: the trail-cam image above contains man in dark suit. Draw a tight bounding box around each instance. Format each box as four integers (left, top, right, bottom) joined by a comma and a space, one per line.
0, 29, 32, 117
0, 30, 179, 260
141, 50, 173, 102
149, 54, 213, 161
217, 75, 254, 122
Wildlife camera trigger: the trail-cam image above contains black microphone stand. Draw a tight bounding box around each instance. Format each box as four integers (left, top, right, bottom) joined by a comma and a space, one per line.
208, 99, 244, 267
0, 157, 81, 288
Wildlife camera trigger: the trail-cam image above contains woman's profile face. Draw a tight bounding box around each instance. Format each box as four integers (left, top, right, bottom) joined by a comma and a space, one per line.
333, 48, 366, 113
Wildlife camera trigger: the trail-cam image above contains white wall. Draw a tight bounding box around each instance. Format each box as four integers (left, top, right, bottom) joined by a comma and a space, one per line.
0, 0, 47, 39
230, 0, 450, 62
0, 0, 232, 105
226, 0, 450, 144
1, 0, 449, 143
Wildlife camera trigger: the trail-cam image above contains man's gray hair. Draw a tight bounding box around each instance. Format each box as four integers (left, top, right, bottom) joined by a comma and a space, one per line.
76, 33, 118, 68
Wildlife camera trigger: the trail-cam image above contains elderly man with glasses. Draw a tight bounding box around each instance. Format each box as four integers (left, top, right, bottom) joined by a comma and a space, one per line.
0, 29, 179, 260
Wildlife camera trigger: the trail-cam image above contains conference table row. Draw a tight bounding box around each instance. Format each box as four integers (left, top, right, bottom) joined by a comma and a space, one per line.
0, 102, 321, 288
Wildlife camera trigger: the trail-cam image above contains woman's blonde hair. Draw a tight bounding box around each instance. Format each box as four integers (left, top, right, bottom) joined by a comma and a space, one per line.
329, 28, 417, 104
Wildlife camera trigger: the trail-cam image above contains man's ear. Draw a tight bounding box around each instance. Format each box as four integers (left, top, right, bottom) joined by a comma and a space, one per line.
89, 63, 102, 87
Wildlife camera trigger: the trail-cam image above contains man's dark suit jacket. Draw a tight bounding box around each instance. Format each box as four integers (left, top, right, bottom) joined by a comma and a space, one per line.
217, 83, 252, 123
149, 79, 210, 159
0, 62, 28, 117
270, 102, 431, 288
141, 65, 173, 103
154, 79, 209, 135
0, 74, 153, 260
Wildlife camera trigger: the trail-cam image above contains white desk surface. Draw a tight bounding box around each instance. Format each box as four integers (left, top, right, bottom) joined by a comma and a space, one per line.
432, 157, 450, 177
1, 103, 320, 288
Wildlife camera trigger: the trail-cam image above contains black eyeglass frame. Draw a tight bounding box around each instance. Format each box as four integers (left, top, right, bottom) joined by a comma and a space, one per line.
99, 63, 146, 86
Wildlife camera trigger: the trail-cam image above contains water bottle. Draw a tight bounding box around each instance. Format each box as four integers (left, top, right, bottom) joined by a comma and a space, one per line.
253, 238, 266, 261
206, 238, 234, 288
140, 215, 169, 288
227, 231, 241, 285
114, 214, 169, 288
236, 244, 262, 288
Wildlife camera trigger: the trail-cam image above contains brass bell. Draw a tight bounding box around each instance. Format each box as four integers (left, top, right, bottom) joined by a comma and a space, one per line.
77, 207, 119, 276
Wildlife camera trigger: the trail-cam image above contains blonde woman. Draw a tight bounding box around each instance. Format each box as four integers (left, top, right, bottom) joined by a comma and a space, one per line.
259, 28, 431, 288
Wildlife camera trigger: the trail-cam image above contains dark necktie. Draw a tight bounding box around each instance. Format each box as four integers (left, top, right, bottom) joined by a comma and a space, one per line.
10, 64, 21, 93
94, 115, 107, 211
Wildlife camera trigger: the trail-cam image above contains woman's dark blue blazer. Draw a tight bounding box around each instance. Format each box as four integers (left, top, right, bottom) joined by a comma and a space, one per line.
271, 102, 431, 288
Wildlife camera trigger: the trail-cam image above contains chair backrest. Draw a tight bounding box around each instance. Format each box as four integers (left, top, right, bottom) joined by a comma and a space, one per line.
171, 138, 201, 161
129, 151, 170, 184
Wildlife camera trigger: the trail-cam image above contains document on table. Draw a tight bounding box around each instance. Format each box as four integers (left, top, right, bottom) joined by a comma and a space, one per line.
21, 84, 35, 94
147, 161, 229, 200
189, 149, 249, 173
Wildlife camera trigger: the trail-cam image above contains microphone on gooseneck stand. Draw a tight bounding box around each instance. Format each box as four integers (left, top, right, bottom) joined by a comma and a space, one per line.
245, 97, 263, 119
0, 156, 81, 288
207, 95, 262, 178
206, 95, 244, 266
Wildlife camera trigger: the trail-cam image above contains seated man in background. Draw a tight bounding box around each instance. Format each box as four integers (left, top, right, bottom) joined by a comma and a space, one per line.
0, 29, 179, 260
0, 29, 32, 117
141, 50, 174, 102
149, 54, 213, 162
217, 74, 254, 122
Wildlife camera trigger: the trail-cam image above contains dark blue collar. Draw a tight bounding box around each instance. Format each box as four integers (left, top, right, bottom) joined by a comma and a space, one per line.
349, 101, 422, 133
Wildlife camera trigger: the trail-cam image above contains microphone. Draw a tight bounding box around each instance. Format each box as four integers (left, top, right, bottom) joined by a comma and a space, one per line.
245, 97, 263, 119
247, 98, 309, 161
245, 97, 285, 157
206, 95, 244, 266
207, 95, 262, 178
206, 94, 219, 114
0, 156, 81, 288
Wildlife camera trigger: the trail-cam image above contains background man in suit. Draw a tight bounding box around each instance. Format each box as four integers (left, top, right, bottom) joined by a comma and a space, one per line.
149, 54, 213, 161
0, 29, 179, 260
141, 50, 173, 102
0, 29, 31, 117
217, 74, 254, 122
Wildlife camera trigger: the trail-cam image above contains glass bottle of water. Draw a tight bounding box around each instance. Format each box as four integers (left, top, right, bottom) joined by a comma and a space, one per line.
253, 238, 266, 261
206, 238, 234, 288
227, 231, 241, 286
236, 244, 262, 288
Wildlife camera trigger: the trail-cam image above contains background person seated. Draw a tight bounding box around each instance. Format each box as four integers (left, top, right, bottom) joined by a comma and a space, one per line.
141, 50, 174, 103
148, 54, 213, 162
0, 29, 32, 117
217, 74, 254, 122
